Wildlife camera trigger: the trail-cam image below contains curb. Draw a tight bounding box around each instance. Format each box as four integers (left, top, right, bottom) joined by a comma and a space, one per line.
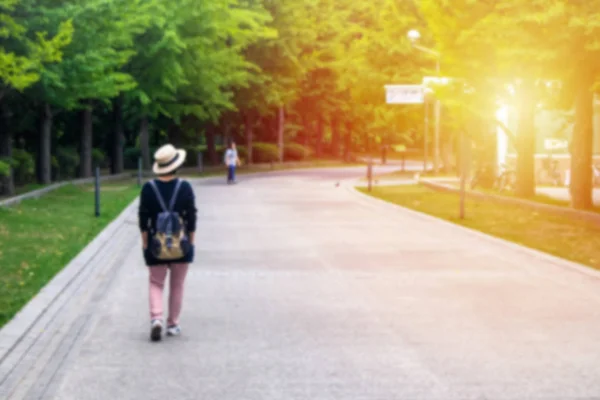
0, 198, 139, 367
0, 173, 131, 208
420, 179, 600, 225
345, 182, 600, 282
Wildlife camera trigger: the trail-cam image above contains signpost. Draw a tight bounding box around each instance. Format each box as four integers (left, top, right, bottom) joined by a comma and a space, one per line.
385, 84, 426, 173
423, 77, 451, 174
94, 166, 100, 217
544, 138, 568, 151
385, 84, 424, 104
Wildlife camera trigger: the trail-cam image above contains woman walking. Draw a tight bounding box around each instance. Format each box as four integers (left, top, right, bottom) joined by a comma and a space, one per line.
224, 141, 240, 184
138, 144, 197, 341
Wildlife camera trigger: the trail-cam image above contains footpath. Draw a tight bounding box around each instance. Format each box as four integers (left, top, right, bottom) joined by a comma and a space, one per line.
2, 169, 600, 399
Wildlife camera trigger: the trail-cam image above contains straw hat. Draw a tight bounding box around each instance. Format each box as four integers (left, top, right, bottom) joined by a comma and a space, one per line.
152, 144, 186, 175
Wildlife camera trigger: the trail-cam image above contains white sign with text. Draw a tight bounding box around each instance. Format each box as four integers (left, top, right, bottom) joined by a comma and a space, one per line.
385, 85, 424, 104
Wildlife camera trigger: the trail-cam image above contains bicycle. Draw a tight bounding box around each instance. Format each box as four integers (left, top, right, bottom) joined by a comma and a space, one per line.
470, 161, 495, 190
537, 156, 562, 187
493, 163, 516, 192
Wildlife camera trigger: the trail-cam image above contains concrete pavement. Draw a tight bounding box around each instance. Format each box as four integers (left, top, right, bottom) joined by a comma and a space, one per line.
3, 168, 600, 399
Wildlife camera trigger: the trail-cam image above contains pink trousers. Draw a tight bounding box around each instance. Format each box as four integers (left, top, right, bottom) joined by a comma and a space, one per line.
149, 264, 189, 326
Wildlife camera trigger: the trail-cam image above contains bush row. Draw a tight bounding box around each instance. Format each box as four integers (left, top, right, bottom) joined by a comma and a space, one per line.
124, 142, 314, 168
2, 142, 318, 188
0, 147, 109, 185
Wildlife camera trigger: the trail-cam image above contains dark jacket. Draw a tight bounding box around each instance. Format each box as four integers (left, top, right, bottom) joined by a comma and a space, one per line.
138, 178, 197, 266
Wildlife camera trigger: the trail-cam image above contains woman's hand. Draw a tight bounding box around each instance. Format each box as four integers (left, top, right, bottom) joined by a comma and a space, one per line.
142, 231, 148, 250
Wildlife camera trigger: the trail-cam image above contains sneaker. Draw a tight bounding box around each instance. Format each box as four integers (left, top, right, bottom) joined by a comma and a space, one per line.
150, 319, 163, 341
166, 325, 181, 336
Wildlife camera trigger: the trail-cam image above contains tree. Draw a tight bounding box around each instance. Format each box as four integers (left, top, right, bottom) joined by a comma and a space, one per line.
234, 0, 315, 163
0, 0, 72, 194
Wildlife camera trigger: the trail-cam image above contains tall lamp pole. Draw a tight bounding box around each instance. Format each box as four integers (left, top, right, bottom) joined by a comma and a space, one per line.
408, 29, 441, 175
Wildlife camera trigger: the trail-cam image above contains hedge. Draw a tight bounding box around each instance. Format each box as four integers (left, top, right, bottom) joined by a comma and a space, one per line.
284, 143, 312, 161
250, 142, 279, 163
11, 149, 35, 186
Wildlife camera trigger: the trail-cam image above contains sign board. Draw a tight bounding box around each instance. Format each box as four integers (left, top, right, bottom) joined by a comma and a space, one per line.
422, 76, 451, 87
544, 138, 568, 150
385, 85, 424, 104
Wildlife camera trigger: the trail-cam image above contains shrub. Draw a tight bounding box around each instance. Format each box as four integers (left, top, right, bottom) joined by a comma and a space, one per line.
236, 145, 248, 163
0, 159, 10, 177
55, 147, 80, 179
123, 147, 140, 170
182, 146, 199, 167
251, 142, 279, 163
11, 149, 35, 186
123, 147, 158, 170
92, 148, 106, 168
195, 145, 228, 165
284, 143, 312, 161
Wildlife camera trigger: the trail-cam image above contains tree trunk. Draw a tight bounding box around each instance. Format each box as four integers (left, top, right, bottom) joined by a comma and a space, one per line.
80, 107, 93, 177
245, 113, 253, 164
514, 80, 536, 197
0, 106, 14, 196
111, 96, 124, 174
222, 117, 232, 147
300, 113, 310, 149
570, 66, 594, 210
343, 122, 352, 162
442, 135, 453, 173
331, 115, 340, 158
277, 106, 284, 163
314, 118, 324, 158
206, 124, 217, 165
39, 103, 53, 184
139, 116, 151, 170
168, 124, 185, 147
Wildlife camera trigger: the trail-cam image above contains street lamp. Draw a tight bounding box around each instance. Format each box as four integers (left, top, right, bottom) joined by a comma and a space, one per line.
408, 29, 441, 175
407, 29, 421, 42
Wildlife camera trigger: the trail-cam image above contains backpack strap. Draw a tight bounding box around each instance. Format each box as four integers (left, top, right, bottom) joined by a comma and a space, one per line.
148, 180, 168, 212
168, 179, 183, 211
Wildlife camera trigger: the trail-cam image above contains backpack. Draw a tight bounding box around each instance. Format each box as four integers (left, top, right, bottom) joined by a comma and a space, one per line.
148, 179, 192, 261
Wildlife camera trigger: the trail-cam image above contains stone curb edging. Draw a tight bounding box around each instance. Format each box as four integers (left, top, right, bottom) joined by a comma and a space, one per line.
0, 197, 139, 372
420, 179, 600, 225
345, 181, 600, 282
0, 172, 132, 208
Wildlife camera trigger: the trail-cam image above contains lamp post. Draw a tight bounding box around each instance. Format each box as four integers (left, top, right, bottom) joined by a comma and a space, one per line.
408, 29, 441, 175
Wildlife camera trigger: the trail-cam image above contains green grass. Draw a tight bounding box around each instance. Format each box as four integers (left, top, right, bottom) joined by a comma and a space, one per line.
0, 183, 46, 201
359, 184, 600, 271
0, 182, 140, 327
460, 184, 571, 207
444, 181, 600, 212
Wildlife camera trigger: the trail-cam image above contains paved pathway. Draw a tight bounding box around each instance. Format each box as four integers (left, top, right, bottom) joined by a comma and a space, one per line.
3, 168, 600, 399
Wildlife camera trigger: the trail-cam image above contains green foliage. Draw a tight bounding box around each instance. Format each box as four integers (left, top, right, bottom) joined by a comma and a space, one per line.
92, 148, 106, 167
55, 146, 80, 179
124, 146, 158, 170
181, 146, 200, 168
251, 142, 279, 163
0, 158, 10, 177
236, 145, 248, 162
284, 143, 312, 161
0, 0, 73, 93
11, 148, 34, 185
2, 0, 595, 208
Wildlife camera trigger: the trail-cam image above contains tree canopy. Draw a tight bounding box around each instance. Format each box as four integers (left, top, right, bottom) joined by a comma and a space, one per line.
0, 0, 598, 210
